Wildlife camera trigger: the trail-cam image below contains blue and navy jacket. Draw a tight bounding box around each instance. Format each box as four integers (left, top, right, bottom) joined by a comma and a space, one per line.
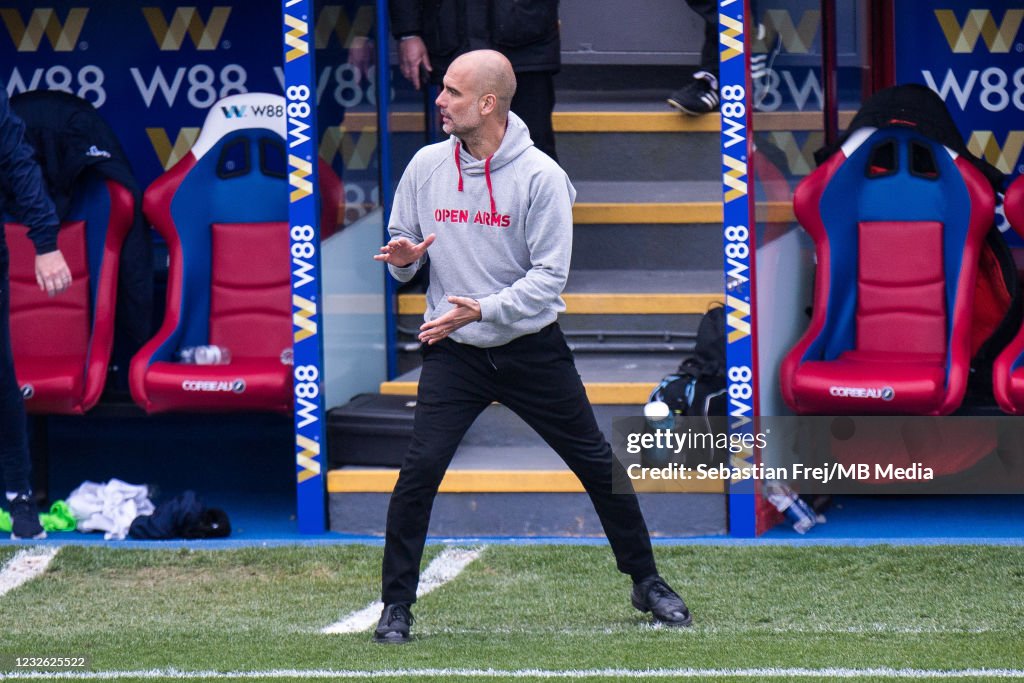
0, 83, 59, 259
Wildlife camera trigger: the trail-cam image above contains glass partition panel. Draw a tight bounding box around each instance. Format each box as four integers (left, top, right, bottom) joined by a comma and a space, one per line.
315, 0, 387, 410
749, 0, 868, 417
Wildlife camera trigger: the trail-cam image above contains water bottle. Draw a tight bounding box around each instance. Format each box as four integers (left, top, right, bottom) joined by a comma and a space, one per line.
177, 345, 231, 365
642, 400, 674, 467
764, 481, 817, 534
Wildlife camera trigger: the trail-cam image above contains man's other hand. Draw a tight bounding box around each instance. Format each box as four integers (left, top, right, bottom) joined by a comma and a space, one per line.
418, 296, 482, 345
35, 249, 72, 297
373, 233, 436, 267
398, 36, 432, 90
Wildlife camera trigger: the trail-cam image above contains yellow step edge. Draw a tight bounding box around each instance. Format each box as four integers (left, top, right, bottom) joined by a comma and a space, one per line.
381, 380, 654, 405
573, 201, 793, 224
327, 468, 723, 494
554, 111, 719, 133
398, 293, 721, 316
342, 111, 854, 134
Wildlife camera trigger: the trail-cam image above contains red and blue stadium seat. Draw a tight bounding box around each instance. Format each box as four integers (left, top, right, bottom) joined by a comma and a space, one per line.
129, 93, 341, 414
5, 174, 134, 414
992, 175, 1024, 414
780, 126, 995, 416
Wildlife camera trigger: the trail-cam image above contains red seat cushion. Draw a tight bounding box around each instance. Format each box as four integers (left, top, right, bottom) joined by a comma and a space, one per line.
143, 358, 291, 413
856, 221, 946, 355
11, 356, 86, 414
209, 221, 291, 360
6, 220, 91, 413
790, 351, 947, 414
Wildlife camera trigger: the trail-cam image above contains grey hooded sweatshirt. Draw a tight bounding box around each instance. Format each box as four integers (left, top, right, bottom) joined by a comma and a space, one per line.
387, 111, 577, 348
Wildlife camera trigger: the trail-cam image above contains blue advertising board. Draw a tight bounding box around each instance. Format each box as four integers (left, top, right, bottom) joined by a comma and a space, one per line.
895, 3, 1024, 233
719, 0, 758, 537
1, 2, 286, 187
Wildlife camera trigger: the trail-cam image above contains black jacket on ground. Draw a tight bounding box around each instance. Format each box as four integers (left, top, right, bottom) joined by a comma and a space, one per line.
390, 0, 561, 79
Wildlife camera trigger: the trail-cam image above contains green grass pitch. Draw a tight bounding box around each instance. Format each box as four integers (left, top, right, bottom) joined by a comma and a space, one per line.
0, 544, 1021, 681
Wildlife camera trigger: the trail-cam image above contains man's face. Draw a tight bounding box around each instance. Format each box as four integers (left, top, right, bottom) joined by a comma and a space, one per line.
435, 61, 482, 137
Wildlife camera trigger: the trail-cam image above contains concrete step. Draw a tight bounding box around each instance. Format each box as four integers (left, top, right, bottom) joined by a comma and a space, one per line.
328, 485, 726, 537
381, 352, 684, 405
326, 402, 726, 537
572, 180, 793, 224
398, 268, 722, 315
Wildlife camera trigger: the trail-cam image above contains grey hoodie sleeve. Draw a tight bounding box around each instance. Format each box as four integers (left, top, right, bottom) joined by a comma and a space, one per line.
386, 156, 426, 283
477, 169, 573, 326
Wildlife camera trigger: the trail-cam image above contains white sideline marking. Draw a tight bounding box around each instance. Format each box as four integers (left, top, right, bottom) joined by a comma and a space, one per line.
320, 546, 484, 634
3, 667, 1024, 679
0, 547, 58, 597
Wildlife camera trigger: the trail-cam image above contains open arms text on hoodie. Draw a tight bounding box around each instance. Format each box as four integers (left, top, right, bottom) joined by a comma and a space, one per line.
387, 112, 577, 348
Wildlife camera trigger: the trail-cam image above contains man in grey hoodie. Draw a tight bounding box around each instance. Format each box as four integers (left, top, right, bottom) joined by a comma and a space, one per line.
372, 50, 691, 643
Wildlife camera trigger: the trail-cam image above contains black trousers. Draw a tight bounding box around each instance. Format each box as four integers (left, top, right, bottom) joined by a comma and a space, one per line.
381, 323, 658, 605
0, 253, 31, 494
684, 0, 719, 76
511, 71, 557, 161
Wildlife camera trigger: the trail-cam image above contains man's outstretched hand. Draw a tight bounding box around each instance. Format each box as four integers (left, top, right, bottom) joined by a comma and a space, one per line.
373, 233, 436, 268
418, 296, 481, 345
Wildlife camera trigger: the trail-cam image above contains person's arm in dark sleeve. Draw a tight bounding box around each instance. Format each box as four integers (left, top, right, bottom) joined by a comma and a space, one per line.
389, 0, 423, 39
1, 84, 72, 297
390, 0, 431, 89
0, 86, 59, 254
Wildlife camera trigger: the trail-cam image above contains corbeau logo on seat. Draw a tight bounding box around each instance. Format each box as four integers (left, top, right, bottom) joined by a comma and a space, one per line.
829, 386, 896, 401
181, 379, 247, 393
934, 9, 1024, 53
0, 8, 88, 52
20, 384, 34, 400
146, 127, 201, 171
142, 7, 231, 51
967, 130, 1024, 175
753, 9, 821, 54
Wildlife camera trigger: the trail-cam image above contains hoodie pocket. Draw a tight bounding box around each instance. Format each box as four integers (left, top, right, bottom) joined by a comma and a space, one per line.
491, 0, 558, 48
430, 291, 492, 321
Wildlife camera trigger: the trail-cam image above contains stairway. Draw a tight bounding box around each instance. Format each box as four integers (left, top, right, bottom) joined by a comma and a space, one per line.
325, 5, 825, 535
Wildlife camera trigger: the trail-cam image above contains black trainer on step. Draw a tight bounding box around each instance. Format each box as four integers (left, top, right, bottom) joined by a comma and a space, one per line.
667, 71, 720, 116
631, 574, 692, 627
373, 603, 414, 643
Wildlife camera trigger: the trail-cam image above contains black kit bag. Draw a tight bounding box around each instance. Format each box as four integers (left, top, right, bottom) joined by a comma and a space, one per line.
650, 304, 727, 419
647, 305, 728, 467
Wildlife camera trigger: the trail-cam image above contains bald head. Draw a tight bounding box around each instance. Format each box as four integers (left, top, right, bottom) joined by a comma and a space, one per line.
449, 50, 517, 118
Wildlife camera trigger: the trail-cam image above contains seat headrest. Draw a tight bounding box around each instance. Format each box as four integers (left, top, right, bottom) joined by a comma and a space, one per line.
190, 93, 287, 161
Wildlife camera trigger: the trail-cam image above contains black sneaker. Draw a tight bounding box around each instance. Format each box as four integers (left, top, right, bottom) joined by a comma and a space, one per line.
373, 603, 413, 644
9, 494, 46, 540
631, 575, 692, 627
667, 71, 720, 116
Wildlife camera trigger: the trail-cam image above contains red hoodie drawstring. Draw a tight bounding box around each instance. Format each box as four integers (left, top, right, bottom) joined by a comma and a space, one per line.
454, 142, 497, 215
454, 142, 464, 192
484, 154, 496, 215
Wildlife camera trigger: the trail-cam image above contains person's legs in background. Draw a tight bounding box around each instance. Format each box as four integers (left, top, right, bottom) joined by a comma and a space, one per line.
511, 70, 557, 161
668, 0, 719, 116
0, 254, 44, 540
